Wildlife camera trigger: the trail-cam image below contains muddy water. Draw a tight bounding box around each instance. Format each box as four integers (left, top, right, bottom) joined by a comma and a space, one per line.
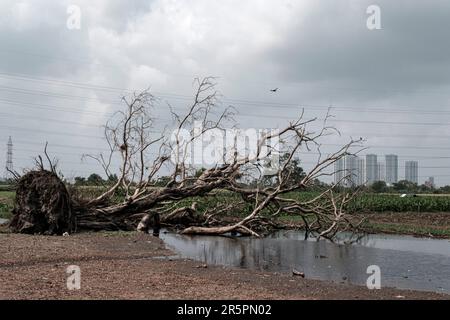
160, 230, 450, 293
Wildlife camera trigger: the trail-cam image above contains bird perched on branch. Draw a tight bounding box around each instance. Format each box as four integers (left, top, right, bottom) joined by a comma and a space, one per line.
119, 143, 128, 152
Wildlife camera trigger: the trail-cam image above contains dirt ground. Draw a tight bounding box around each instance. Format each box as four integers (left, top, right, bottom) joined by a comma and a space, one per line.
362, 212, 450, 238
365, 212, 450, 226
0, 232, 448, 300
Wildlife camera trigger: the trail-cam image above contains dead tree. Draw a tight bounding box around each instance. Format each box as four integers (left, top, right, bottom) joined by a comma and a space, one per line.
11, 77, 363, 238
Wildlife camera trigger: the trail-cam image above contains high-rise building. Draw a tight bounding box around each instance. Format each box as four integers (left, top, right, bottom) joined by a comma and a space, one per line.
425, 176, 435, 188
357, 157, 365, 186
334, 155, 365, 187
377, 162, 386, 182
345, 155, 358, 187
405, 161, 418, 184
334, 157, 345, 185
365, 154, 378, 184
385, 154, 398, 185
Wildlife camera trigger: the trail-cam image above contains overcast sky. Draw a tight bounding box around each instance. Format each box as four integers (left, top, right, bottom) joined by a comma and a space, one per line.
1, 0, 450, 185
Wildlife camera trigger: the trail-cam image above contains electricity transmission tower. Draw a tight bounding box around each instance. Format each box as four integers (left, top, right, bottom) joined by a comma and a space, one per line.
4, 136, 13, 180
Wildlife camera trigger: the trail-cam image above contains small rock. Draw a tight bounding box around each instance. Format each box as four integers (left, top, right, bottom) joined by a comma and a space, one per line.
62, 232, 69, 237
195, 264, 208, 269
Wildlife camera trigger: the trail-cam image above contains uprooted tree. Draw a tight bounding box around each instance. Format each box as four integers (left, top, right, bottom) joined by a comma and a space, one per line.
9, 77, 364, 239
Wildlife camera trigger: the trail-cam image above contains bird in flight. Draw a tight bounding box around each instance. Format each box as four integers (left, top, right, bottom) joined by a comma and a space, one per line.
270, 88, 278, 92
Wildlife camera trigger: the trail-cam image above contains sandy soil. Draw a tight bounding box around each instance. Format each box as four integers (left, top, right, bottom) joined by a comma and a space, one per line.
0, 232, 448, 300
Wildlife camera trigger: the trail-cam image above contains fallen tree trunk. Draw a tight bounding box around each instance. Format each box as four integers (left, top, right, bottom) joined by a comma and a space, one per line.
181, 225, 259, 236
7, 164, 359, 240
8, 170, 213, 235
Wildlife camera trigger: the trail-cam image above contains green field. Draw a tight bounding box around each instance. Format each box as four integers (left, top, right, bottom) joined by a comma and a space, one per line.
3, 189, 450, 219
283, 192, 450, 213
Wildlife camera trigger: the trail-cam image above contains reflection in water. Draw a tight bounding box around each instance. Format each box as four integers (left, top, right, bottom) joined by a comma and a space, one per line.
161, 230, 450, 293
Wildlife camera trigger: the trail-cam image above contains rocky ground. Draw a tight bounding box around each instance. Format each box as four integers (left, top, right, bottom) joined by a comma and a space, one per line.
0, 231, 448, 300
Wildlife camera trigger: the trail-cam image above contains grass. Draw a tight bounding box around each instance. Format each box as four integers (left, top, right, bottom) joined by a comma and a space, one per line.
0, 191, 14, 219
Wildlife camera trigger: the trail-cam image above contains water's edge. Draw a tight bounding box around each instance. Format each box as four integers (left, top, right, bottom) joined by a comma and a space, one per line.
160, 230, 450, 294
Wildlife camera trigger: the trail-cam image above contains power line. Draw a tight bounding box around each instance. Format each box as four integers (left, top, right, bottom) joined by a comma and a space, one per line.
2, 50, 450, 97
0, 125, 105, 140
6, 138, 450, 162
0, 112, 105, 129
2, 122, 450, 151
0, 85, 124, 105
10, 147, 450, 169
2, 71, 450, 116
2, 103, 450, 131
231, 110, 450, 126
0, 98, 114, 117
3, 84, 450, 127
2, 98, 450, 141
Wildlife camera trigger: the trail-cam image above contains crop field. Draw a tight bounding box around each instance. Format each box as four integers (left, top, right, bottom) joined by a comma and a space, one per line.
283, 192, 450, 213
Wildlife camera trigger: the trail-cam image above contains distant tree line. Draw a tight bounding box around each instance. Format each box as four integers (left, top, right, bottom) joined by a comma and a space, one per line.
73, 173, 118, 186
63, 171, 450, 195
70, 156, 449, 195
362, 180, 448, 194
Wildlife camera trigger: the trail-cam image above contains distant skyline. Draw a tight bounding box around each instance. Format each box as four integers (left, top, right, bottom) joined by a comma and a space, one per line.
335, 153, 423, 187
1, 1, 450, 185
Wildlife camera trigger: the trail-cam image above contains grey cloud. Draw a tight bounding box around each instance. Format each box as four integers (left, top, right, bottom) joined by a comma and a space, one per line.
0, 0, 449, 185
268, 0, 450, 101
